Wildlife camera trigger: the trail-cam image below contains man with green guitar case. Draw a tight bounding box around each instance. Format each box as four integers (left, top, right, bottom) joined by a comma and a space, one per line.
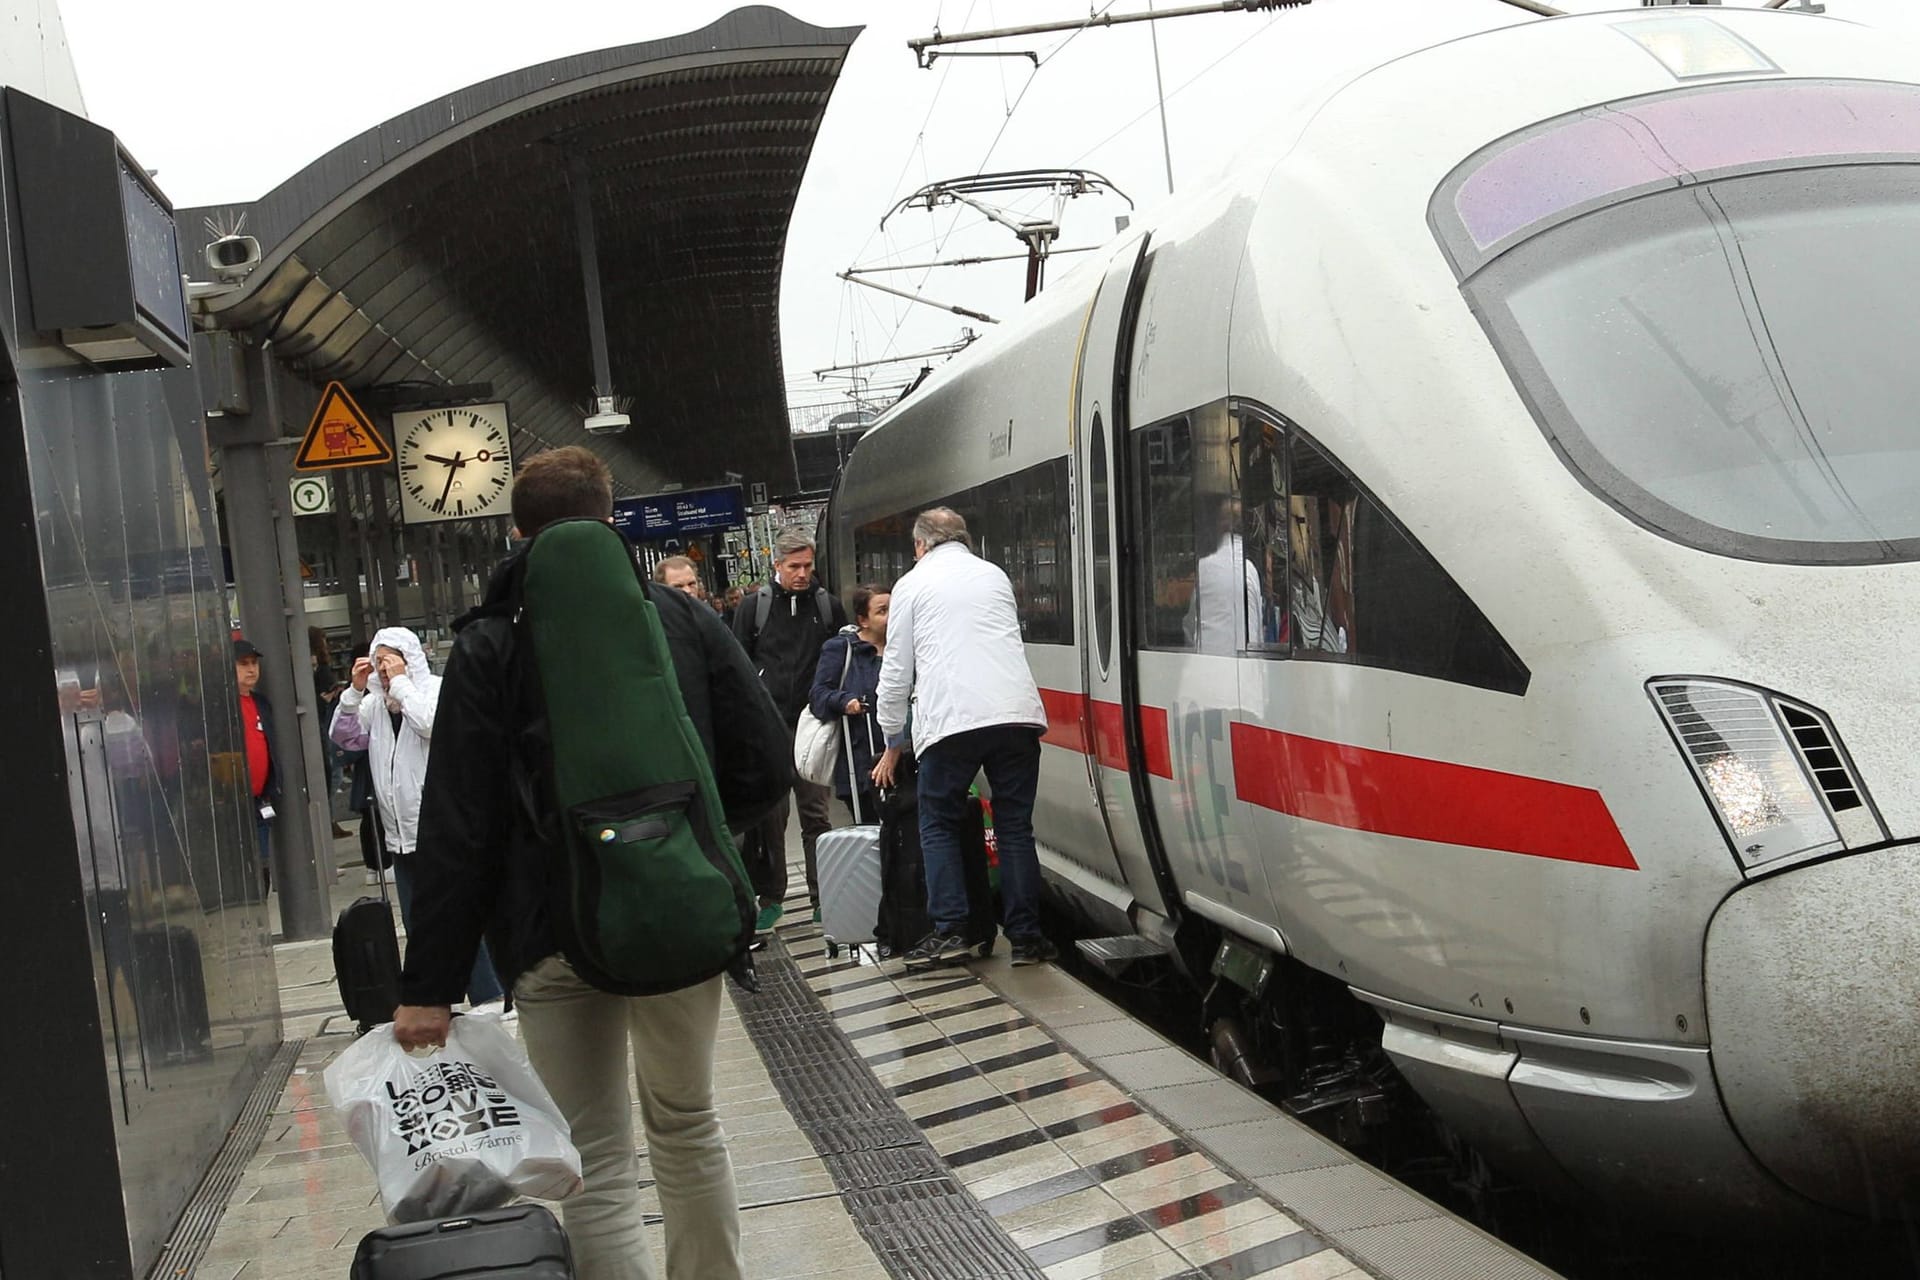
393, 447, 791, 1280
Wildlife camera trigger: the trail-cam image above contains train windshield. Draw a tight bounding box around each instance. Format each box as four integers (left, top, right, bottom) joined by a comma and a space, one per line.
1437, 81, 1920, 564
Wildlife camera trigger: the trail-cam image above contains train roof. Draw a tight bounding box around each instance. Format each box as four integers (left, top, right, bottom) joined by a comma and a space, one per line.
860, 5, 1919, 445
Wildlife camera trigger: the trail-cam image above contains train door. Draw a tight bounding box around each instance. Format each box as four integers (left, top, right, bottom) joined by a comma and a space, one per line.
1074, 238, 1173, 920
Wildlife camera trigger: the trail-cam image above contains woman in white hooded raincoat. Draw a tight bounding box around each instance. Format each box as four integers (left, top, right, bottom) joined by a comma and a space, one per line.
331, 626, 503, 1007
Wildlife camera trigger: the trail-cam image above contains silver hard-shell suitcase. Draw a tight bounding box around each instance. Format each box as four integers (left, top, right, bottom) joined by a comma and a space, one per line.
817, 719, 882, 957
818, 821, 883, 955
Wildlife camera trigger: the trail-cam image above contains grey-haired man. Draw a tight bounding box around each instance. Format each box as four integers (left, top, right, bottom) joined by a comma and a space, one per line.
732, 526, 847, 926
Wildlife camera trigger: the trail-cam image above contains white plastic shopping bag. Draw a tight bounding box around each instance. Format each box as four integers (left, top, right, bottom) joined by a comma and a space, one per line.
324, 1014, 584, 1223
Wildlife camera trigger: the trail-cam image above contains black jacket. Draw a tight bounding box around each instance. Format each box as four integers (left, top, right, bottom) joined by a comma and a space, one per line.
399, 544, 792, 1006
732, 580, 847, 726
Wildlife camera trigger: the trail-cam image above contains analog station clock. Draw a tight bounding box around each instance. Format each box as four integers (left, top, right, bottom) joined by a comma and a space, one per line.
392, 402, 514, 525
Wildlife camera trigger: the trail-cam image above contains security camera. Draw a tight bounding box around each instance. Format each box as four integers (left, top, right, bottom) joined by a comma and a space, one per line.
205, 234, 261, 283
582, 394, 629, 435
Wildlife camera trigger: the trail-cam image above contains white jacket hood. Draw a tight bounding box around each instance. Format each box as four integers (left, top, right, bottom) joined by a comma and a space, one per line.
370, 626, 435, 691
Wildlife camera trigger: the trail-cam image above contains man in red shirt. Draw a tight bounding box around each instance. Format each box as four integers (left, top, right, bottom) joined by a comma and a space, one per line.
235, 639, 279, 892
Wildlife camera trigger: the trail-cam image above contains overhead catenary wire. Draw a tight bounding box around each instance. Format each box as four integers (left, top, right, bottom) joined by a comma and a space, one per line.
862, 0, 1131, 364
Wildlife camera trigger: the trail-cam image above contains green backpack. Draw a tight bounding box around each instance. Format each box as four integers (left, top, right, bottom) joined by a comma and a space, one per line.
510, 519, 756, 995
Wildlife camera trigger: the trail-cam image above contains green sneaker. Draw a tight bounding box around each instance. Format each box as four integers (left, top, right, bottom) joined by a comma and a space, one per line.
755, 903, 784, 933
812, 907, 822, 925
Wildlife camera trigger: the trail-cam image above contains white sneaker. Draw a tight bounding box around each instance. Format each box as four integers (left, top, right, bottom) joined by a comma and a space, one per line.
364, 869, 380, 886
382, 868, 398, 884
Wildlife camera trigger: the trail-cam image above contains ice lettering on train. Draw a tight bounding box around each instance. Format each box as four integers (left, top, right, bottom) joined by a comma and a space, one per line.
1176, 701, 1244, 892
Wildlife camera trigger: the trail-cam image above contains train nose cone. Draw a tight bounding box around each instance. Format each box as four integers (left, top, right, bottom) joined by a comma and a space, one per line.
1705, 844, 1920, 1220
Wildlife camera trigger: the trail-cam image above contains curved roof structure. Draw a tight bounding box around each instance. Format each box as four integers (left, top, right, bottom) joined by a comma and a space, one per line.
182, 7, 860, 494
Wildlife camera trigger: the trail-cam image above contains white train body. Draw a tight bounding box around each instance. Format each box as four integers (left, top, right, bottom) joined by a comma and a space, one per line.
829, 8, 1920, 1222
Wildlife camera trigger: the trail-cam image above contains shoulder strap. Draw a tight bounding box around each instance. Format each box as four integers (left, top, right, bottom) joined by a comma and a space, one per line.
815, 588, 833, 631
753, 585, 772, 638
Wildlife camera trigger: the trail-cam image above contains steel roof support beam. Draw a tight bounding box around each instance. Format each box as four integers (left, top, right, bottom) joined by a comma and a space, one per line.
569, 152, 617, 413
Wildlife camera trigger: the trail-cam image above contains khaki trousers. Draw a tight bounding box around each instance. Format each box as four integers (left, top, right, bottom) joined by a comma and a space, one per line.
514, 957, 742, 1280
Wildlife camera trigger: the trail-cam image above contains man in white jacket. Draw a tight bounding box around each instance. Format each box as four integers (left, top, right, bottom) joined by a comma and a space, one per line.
331, 626, 504, 1007
875, 508, 1057, 968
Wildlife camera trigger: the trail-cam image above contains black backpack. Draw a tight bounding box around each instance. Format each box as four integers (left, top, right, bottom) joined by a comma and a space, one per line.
748, 583, 834, 646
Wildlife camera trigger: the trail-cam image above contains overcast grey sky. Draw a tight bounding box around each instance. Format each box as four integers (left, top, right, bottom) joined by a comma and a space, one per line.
57, 0, 1920, 421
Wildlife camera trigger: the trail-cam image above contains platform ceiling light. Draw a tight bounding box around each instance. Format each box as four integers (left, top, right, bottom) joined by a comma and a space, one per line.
1615, 16, 1780, 80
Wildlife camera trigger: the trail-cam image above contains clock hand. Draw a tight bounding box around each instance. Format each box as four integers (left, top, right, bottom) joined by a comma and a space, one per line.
423, 453, 468, 468
437, 451, 464, 509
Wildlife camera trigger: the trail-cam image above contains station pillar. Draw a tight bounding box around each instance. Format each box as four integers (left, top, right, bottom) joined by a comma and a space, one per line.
207, 346, 334, 941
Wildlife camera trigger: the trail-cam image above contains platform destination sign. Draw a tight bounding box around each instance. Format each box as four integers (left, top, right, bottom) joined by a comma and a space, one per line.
612, 485, 746, 541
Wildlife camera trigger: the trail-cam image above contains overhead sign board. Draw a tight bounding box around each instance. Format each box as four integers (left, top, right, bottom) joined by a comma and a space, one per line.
612, 484, 747, 541
294, 382, 393, 471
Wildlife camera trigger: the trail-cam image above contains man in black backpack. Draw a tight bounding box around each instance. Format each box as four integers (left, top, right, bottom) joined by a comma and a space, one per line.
732, 526, 846, 927
393, 447, 789, 1280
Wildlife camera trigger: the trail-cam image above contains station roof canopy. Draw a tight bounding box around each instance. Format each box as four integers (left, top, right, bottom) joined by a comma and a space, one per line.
182, 6, 860, 496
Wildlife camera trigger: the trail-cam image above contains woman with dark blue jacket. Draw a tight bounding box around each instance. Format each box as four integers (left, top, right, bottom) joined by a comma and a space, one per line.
809, 583, 891, 824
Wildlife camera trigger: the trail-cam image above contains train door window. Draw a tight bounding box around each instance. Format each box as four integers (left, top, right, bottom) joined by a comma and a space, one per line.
1240, 413, 1289, 652
1090, 413, 1113, 673
1135, 418, 1196, 650
1288, 432, 1529, 694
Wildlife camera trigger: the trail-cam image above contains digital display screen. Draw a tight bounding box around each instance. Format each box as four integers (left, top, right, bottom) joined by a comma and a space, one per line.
118, 159, 189, 350
612, 485, 747, 540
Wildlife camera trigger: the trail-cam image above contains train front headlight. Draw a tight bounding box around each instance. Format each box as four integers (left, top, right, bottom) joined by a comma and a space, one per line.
1649, 678, 1883, 875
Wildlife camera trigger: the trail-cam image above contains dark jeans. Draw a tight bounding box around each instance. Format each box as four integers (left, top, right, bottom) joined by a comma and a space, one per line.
919, 725, 1043, 940
746, 780, 834, 907
392, 853, 505, 1005
256, 812, 273, 894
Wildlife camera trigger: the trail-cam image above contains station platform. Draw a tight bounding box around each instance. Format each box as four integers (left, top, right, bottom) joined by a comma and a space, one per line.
175, 826, 1558, 1280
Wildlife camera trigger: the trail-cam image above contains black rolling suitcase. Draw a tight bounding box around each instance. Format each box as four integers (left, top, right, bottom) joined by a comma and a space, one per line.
334, 808, 402, 1033
132, 925, 213, 1063
351, 1204, 574, 1279
879, 765, 997, 959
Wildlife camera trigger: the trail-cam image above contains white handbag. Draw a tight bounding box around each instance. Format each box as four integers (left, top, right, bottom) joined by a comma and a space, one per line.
794, 638, 855, 786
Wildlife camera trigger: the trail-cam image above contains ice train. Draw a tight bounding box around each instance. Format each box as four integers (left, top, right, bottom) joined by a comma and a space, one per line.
825, 7, 1920, 1224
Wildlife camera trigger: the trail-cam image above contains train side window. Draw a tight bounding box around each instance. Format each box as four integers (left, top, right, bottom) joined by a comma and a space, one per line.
1134, 418, 1197, 650
1240, 414, 1289, 652
1287, 433, 1529, 694
1190, 401, 1254, 656
851, 456, 1074, 646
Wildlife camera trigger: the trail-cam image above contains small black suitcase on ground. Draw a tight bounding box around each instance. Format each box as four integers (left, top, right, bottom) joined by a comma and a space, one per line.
132, 925, 213, 1063
351, 1204, 575, 1279
878, 769, 997, 956
333, 824, 401, 1032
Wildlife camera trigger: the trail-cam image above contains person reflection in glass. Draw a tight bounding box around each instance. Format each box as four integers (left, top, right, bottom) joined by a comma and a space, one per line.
1188, 493, 1263, 656
1288, 496, 1354, 655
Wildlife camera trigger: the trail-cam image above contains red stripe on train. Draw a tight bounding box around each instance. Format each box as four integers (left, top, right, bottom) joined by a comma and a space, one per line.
1039, 688, 1172, 779
1229, 722, 1638, 870
1039, 688, 1089, 755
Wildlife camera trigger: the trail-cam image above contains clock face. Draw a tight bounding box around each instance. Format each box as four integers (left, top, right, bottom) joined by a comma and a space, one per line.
394, 402, 514, 525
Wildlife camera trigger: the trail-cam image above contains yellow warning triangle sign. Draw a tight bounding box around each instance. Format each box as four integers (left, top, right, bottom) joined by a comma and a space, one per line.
294, 382, 393, 471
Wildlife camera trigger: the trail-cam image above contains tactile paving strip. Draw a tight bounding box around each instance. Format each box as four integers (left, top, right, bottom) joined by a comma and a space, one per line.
732, 941, 1046, 1279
